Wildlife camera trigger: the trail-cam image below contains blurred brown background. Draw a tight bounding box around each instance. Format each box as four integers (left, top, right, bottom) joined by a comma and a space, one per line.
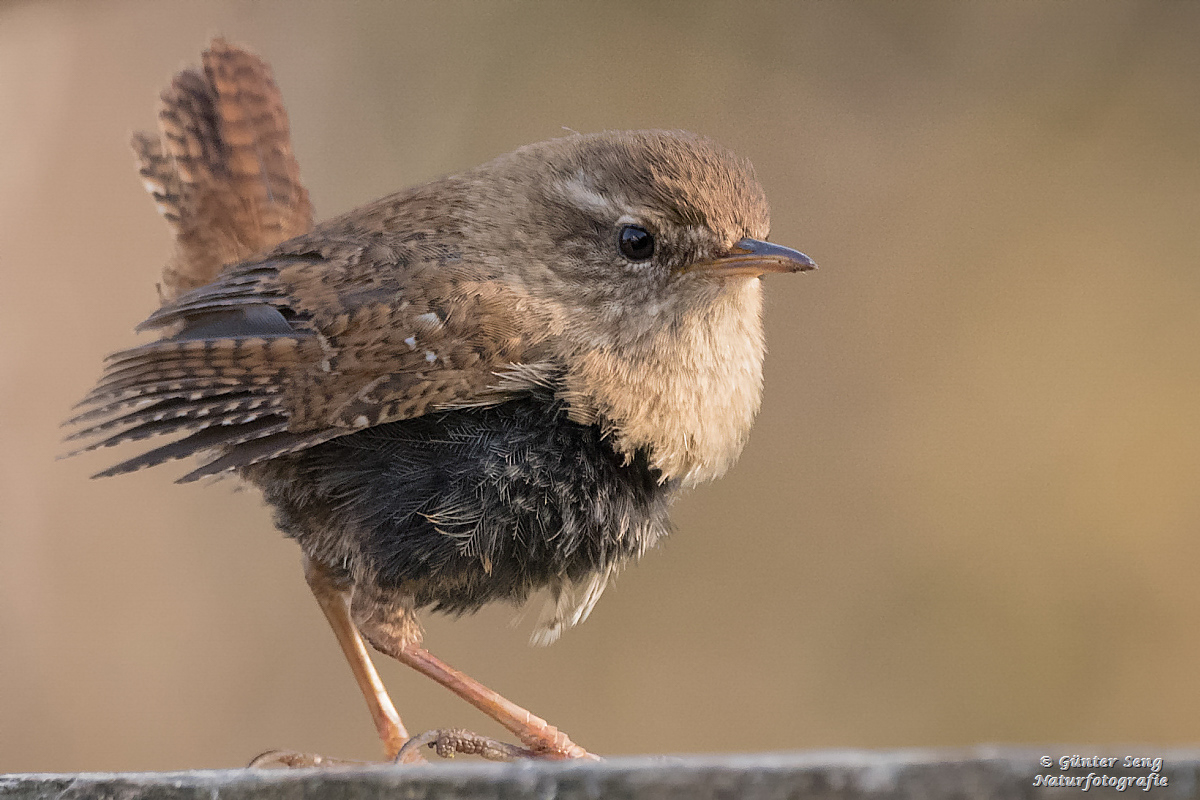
2, 0, 1199, 774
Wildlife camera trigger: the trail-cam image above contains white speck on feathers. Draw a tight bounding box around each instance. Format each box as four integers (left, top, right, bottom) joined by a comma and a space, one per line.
414, 312, 442, 332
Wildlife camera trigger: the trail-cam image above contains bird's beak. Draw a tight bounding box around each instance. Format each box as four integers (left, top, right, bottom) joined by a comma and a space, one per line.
686, 238, 817, 278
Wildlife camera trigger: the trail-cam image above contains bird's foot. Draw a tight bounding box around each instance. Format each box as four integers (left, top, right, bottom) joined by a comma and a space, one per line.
395, 728, 599, 762
395, 728, 537, 762
246, 728, 597, 768
247, 749, 374, 769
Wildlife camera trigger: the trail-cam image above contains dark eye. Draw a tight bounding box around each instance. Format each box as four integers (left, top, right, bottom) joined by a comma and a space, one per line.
618, 225, 655, 260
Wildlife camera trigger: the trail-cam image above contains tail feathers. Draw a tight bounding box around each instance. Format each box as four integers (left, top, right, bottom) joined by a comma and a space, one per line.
131, 133, 184, 228
200, 39, 312, 243
68, 39, 320, 481
137, 38, 313, 301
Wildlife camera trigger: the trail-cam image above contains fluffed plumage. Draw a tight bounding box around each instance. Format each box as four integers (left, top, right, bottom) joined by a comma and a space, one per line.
67, 39, 815, 760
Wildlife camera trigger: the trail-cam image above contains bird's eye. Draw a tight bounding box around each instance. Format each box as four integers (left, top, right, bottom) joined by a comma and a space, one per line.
618, 226, 655, 261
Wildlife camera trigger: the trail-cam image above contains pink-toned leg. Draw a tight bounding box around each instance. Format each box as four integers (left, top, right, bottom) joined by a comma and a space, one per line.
393, 645, 594, 760
303, 558, 412, 760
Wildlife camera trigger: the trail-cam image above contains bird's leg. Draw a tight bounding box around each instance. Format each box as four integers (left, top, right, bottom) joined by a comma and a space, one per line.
388, 643, 595, 760
292, 566, 593, 763
301, 557, 413, 761
345, 579, 595, 761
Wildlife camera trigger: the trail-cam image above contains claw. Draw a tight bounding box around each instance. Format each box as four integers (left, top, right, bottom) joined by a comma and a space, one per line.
247, 749, 371, 769
395, 728, 542, 763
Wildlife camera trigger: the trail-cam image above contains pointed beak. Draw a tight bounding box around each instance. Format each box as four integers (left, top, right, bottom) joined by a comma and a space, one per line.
686, 238, 817, 278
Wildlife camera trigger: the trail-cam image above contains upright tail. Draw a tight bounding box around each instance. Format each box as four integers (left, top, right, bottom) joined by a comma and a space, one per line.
60, 39, 319, 475
133, 38, 313, 302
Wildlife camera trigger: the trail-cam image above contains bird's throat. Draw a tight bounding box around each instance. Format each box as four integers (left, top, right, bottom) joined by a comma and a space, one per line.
562, 279, 766, 487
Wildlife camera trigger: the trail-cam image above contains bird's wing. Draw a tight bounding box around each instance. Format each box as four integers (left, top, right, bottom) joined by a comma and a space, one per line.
66, 223, 548, 483
69, 38, 548, 483
68, 38, 549, 482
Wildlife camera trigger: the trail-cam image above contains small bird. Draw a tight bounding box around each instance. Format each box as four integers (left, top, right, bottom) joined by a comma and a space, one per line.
66, 39, 815, 763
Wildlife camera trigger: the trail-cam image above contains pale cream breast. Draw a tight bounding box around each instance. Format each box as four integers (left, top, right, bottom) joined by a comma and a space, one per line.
561, 277, 766, 486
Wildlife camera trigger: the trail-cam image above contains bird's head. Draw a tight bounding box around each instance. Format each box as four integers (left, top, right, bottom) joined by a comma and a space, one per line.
457, 130, 815, 484
461, 129, 814, 346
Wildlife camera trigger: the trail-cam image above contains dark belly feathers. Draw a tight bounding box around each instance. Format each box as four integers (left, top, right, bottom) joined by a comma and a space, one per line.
249, 392, 674, 614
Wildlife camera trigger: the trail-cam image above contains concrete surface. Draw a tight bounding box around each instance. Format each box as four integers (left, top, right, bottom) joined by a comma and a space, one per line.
3, 748, 1197, 799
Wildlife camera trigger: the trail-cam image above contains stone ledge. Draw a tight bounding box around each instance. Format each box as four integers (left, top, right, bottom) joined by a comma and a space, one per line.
3, 748, 1197, 799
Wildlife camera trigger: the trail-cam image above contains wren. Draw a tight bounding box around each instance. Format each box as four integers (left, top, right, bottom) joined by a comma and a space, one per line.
66, 39, 816, 763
